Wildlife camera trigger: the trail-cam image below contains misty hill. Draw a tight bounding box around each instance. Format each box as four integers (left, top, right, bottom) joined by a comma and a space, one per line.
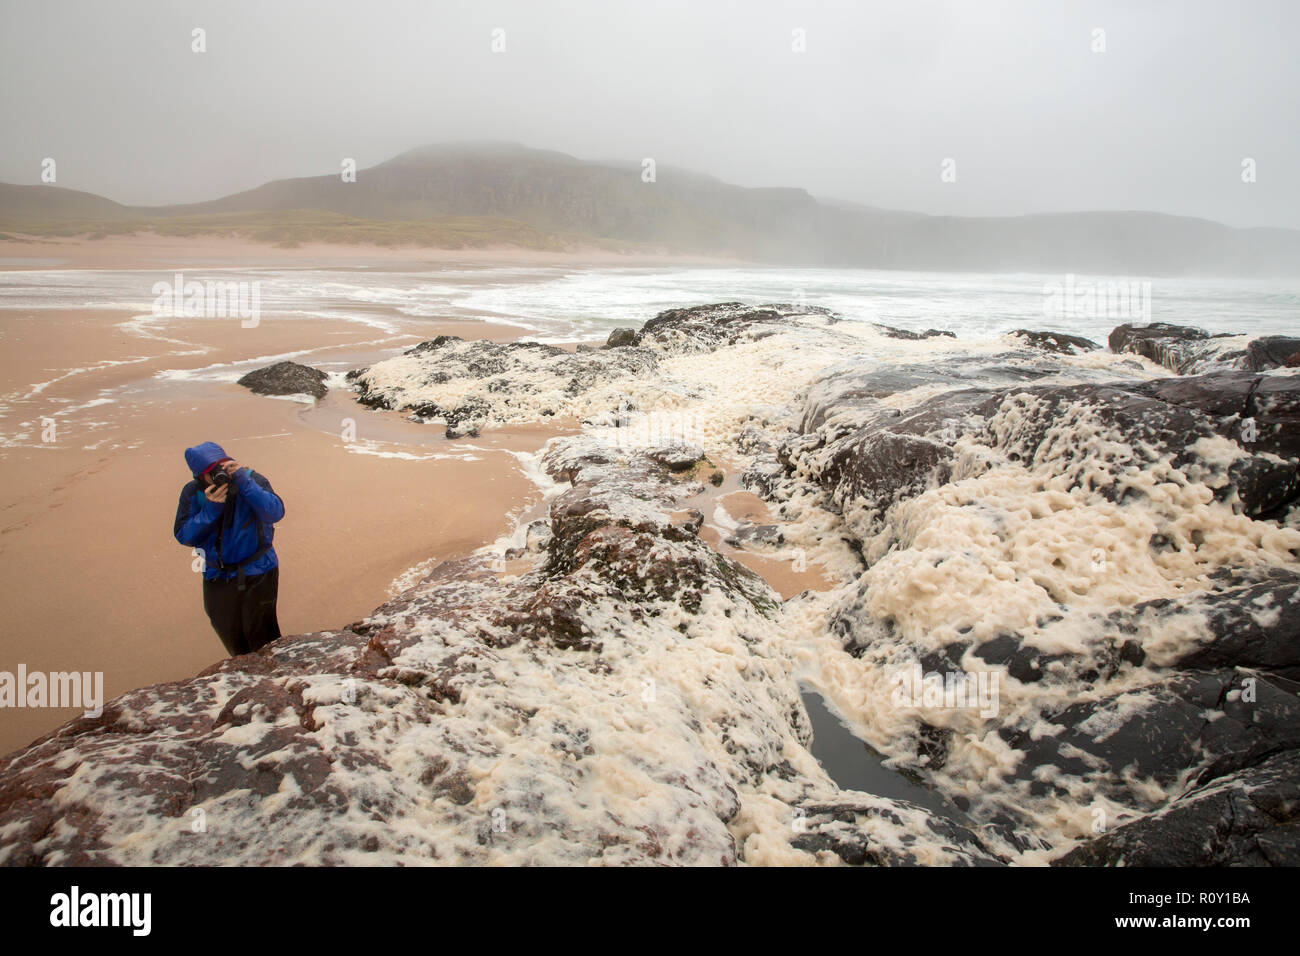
4, 142, 1298, 276
0, 183, 129, 221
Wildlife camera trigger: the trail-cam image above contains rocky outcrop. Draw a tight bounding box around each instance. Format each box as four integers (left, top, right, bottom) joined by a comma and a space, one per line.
1164, 568, 1300, 679
0, 400, 1001, 865
2, 303, 1036, 867
344, 304, 838, 434
872, 324, 955, 341
1109, 322, 1300, 374
632, 302, 839, 352
791, 365, 1300, 545
237, 360, 328, 400
1008, 329, 1100, 354
6, 301, 1298, 866
1054, 749, 1300, 866
1241, 335, 1300, 371
767, 335, 1300, 863
346, 335, 658, 432
995, 670, 1300, 810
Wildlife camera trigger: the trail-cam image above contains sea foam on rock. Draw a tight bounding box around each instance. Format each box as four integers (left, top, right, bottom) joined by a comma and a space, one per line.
1110, 321, 1300, 375
1053, 748, 1300, 866
3, 302, 1298, 866
770, 327, 1300, 862
0, 413, 1002, 865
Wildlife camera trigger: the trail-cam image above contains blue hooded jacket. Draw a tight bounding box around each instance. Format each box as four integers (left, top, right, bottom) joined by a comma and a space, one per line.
174, 441, 284, 581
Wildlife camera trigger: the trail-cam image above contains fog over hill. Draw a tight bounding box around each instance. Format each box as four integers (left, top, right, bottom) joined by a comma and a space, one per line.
4, 142, 1298, 276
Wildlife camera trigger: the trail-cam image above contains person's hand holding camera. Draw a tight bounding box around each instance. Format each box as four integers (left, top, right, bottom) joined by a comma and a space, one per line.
202, 459, 244, 505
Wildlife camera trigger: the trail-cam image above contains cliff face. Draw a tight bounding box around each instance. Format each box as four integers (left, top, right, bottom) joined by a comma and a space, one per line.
2, 305, 1298, 866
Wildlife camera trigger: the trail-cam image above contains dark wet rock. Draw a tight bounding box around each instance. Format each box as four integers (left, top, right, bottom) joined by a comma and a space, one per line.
998, 671, 1300, 809
724, 524, 785, 549
796, 352, 1078, 432
1243, 372, 1300, 461
787, 355, 1300, 848
646, 443, 706, 471
977, 633, 1143, 685
1119, 567, 1300, 680
915, 724, 954, 773
1109, 322, 1229, 373
348, 303, 841, 435
635, 302, 837, 353
1008, 329, 1100, 354
739, 456, 786, 499
1182, 335, 1300, 375
917, 642, 970, 677
237, 360, 328, 400
853, 622, 1143, 690
789, 371, 1065, 536
736, 422, 783, 457
678, 510, 705, 535
444, 421, 480, 439
1109, 322, 1297, 375
1054, 749, 1300, 866
524, 519, 551, 553
965, 373, 1300, 518
807, 429, 953, 536
871, 324, 955, 341
1239, 336, 1300, 372
971, 635, 1070, 684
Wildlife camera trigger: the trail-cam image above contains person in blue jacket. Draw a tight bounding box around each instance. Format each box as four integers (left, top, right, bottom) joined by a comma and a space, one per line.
174, 441, 286, 656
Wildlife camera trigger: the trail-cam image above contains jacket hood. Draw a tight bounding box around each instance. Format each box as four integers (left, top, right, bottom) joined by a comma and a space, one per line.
184, 441, 229, 477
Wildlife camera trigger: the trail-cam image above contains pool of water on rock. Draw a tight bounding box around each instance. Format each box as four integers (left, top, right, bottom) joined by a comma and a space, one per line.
799, 685, 972, 826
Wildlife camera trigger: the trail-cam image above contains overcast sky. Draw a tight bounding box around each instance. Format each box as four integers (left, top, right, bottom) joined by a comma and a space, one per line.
1, 0, 1296, 228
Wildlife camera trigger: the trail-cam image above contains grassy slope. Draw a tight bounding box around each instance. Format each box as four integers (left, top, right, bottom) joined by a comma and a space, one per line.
0, 208, 642, 251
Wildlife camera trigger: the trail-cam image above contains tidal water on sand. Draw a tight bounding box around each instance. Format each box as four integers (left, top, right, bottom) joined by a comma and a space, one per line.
2, 266, 1295, 344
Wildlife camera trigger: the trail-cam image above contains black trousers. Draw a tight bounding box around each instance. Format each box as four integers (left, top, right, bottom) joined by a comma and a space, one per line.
202, 566, 282, 657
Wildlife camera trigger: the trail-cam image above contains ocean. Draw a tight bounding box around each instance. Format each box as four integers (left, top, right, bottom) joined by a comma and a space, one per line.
1, 266, 1296, 343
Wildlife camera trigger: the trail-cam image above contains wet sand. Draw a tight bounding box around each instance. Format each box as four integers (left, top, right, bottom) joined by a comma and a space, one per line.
0, 236, 798, 755
0, 303, 570, 755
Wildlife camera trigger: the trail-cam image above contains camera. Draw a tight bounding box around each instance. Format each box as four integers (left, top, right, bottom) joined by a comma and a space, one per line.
209, 470, 231, 490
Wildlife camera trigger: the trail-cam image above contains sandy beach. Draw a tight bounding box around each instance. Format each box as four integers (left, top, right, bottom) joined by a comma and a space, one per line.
0, 237, 639, 754
0, 313, 566, 754
0, 235, 812, 755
